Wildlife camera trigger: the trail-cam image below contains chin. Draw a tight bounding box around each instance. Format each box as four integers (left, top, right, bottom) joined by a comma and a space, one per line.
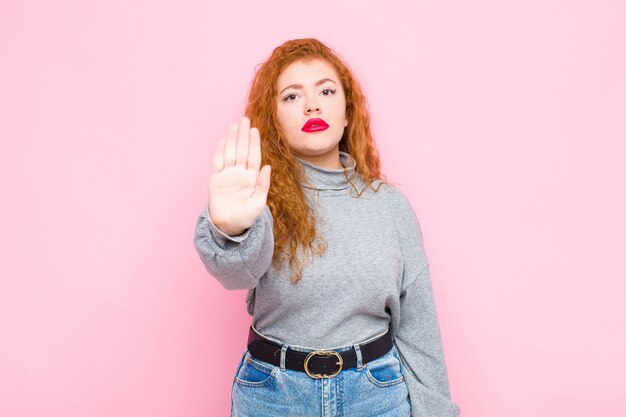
300, 142, 340, 153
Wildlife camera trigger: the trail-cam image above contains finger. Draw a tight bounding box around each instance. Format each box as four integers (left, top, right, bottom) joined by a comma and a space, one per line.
247, 127, 261, 172
236, 116, 250, 167
211, 138, 226, 175
223, 123, 238, 167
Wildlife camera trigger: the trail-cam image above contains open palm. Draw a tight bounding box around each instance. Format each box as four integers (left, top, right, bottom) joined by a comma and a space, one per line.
208, 117, 271, 237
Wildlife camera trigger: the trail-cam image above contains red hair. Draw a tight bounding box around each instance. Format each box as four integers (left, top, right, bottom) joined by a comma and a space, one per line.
244, 38, 389, 283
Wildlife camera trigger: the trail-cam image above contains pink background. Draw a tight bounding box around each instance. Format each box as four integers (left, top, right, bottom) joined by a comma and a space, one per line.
1, 0, 625, 416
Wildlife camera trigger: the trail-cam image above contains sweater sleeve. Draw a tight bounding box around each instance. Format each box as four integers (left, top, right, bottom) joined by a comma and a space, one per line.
392, 191, 461, 417
193, 205, 274, 290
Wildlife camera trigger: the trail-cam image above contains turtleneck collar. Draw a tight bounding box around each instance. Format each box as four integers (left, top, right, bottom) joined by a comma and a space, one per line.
296, 151, 360, 193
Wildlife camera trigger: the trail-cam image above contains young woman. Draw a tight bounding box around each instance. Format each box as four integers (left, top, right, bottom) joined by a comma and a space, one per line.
194, 38, 461, 417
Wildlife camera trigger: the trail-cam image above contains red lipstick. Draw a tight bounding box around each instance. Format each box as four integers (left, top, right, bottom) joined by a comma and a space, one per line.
302, 118, 329, 132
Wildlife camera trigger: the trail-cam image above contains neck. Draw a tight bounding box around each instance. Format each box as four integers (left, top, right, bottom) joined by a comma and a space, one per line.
292, 148, 342, 169
295, 151, 361, 193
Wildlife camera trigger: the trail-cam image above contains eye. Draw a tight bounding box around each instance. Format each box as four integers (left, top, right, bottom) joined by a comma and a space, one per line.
282, 93, 298, 102
321, 88, 336, 96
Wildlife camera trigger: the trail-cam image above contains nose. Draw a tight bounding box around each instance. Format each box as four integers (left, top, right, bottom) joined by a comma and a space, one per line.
304, 100, 321, 114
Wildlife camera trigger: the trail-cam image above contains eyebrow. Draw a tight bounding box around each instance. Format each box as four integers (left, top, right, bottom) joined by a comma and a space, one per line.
279, 78, 337, 95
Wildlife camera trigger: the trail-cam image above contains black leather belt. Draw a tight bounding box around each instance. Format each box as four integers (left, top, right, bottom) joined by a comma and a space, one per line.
247, 326, 393, 379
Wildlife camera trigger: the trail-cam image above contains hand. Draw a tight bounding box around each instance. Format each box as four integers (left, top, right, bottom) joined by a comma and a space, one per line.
208, 116, 271, 236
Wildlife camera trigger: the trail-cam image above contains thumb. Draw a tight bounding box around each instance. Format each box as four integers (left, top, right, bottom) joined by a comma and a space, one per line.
254, 165, 271, 200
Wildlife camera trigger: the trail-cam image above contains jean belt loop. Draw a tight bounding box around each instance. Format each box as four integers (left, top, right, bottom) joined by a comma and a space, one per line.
279, 344, 289, 372
354, 343, 364, 371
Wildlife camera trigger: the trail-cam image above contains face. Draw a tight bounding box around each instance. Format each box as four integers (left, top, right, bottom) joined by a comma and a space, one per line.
275, 59, 348, 168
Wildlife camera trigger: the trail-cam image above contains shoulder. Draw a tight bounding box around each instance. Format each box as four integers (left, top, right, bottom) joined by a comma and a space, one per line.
365, 181, 416, 216
356, 179, 422, 232
371, 182, 424, 242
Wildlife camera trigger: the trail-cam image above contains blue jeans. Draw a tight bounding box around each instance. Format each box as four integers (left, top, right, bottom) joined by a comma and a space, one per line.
230, 339, 411, 416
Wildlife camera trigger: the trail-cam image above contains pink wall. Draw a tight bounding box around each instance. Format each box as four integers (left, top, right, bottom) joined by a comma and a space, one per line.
1, 0, 625, 416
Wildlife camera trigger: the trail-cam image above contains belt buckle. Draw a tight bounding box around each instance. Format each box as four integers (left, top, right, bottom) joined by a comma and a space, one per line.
304, 350, 343, 379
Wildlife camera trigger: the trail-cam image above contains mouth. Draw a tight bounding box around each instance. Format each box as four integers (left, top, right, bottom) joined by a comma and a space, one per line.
301, 118, 329, 132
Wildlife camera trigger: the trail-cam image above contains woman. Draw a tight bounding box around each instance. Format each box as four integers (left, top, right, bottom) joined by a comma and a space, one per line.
194, 38, 461, 417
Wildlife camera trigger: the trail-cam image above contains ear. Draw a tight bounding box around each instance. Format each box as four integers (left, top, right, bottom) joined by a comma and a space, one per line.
344, 118, 348, 127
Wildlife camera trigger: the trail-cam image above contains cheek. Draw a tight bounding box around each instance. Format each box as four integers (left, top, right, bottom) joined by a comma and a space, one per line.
277, 106, 298, 128
332, 96, 347, 117
276, 109, 301, 144
275, 109, 289, 135
334, 109, 347, 127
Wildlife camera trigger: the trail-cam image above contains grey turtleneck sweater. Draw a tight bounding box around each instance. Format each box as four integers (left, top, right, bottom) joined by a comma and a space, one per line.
193, 151, 460, 417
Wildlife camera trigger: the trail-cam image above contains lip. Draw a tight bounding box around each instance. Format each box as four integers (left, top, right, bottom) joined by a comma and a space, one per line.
302, 118, 329, 132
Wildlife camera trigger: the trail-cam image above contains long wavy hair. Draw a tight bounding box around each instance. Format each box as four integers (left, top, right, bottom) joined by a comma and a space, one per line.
244, 38, 389, 284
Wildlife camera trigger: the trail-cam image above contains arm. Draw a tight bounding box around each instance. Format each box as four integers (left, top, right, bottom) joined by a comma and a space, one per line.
193, 204, 274, 290
392, 191, 461, 417
396, 266, 461, 417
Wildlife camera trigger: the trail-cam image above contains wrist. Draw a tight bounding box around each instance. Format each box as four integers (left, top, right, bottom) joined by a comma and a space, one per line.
213, 221, 246, 237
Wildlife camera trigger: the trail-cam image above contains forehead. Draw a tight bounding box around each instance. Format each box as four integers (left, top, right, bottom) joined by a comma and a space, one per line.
276, 59, 340, 87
